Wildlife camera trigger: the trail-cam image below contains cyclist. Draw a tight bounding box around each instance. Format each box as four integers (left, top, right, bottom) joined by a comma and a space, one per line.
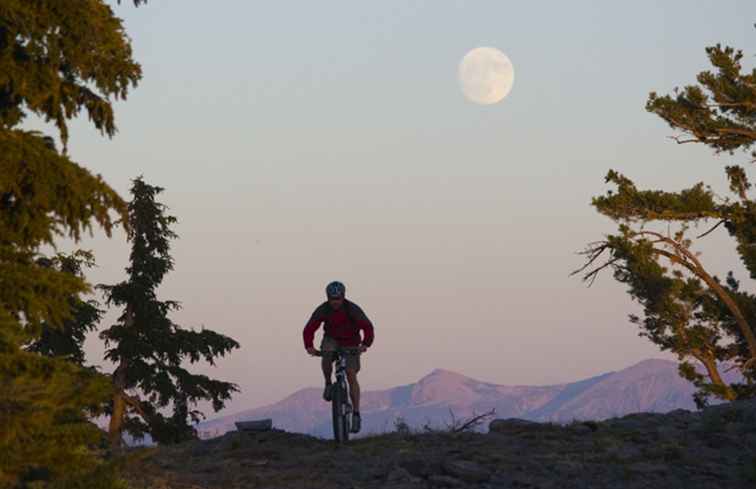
303, 281, 374, 433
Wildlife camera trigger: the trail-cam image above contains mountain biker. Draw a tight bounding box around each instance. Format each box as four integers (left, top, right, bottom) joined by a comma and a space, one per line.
303, 281, 374, 434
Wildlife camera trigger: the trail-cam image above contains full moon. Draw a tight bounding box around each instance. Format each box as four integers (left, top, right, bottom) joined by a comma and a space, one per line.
458, 47, 514, 105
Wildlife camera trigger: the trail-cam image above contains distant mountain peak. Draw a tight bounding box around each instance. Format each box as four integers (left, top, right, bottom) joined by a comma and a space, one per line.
611, 359, 679, 380
628, 358, 676, 369
419, 368, 471, 383
411, 369, 484, 406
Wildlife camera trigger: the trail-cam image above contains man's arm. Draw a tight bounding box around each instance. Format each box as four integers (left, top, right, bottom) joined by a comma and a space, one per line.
303, 305, 325, 350
350, 303, 374, 348
358, 318, 374, 348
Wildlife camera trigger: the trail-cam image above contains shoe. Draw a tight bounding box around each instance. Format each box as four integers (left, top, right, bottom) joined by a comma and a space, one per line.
351, 413, 361, 433
323, 383, 333, 402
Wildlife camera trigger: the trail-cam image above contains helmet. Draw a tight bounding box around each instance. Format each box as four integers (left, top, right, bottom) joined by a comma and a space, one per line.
326, 281, 346, 298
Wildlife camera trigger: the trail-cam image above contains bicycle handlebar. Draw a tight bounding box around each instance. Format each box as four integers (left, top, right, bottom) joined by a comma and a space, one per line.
309, 347, 363, 357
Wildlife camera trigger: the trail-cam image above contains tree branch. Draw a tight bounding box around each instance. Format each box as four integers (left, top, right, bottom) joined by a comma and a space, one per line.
717, 127, 756, 138
696, 219, 726, 239
453, 409, 497, 433
659, 117, 755, 148
571, 242, 619, 286
670, 136, 703, 145
707, 101, 756, 110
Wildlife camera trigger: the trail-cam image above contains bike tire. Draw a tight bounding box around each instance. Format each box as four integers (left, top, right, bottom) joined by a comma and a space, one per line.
341, 385, 350, 443
331, 384, 347, 443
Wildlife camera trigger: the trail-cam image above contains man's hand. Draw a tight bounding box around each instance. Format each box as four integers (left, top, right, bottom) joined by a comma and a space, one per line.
358, 344, 368, 353
306, 347, 319, 356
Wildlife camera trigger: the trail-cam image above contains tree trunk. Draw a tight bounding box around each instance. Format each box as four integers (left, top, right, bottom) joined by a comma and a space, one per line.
108, 305, 134, 449
108, 362, 127, 449
673, 312, 737, 401
697, 352, 737, 401
651, 236, 756, 365
108, 388, 126, 449
695, 268, 756, 366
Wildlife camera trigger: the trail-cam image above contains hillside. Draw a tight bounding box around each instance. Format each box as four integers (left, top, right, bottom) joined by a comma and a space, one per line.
125, 397, 756, 489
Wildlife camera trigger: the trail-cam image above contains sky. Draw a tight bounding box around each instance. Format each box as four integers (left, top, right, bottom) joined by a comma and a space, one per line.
28, 1, 756, 416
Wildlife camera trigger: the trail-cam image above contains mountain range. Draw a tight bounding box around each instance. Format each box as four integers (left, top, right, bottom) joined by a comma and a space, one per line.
197, 358, 735, 439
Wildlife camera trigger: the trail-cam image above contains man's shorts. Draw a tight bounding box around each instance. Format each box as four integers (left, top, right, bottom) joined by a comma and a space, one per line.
320, 336, 361, 372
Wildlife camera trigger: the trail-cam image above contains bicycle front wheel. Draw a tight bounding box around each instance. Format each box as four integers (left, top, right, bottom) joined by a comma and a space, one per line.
331, 383, 349, 443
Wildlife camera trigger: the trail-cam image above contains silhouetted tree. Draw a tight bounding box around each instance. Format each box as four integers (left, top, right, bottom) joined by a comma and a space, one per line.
0, 1, 145, 487
26, 251, 103, 366
575, 45, 756, 406
100, 177, 240, 448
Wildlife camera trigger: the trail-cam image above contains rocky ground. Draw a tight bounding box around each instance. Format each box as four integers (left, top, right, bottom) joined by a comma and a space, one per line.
124, 398, 756, 489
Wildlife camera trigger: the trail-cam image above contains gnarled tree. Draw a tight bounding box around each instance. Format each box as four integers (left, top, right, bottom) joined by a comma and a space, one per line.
575, 45, 756, 406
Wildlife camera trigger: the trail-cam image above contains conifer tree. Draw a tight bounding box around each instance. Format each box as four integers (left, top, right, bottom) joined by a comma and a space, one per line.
100, 177, 240, 448
27, 251, 103, 366
575, 45, 756, 405
1, 1, 145, 487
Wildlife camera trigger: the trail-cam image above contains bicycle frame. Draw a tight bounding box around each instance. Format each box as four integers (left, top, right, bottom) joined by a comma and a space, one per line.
330, 349, 352, 443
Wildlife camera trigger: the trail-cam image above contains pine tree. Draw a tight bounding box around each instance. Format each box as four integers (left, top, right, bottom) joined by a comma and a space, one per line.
27, 251, 103, 366
574, 45, 756, 405
100, 177, 240, 448
1, 1, 144, 487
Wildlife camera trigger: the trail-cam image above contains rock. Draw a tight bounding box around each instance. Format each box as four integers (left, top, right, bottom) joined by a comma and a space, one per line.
235, 418, 273, 432
568, 423, 594, 434
398, 456, 433, 478
704, 398, 756, 418
442, 459, 491, 483
385, 467, 424, 489
666, 408, 692, 418
427, 474, 466, 487
746, 433, 756, 448
724, 421, 745, 436
656, 425, 681, 439
488, 418, 540, 434
604, 412, 668, 432
630, 462, 668, 475
200, 463, 222, 474
386, 467, 413, 483
488, 473, 515, 488
189, 441, 212, 457
384, 483, 425, 489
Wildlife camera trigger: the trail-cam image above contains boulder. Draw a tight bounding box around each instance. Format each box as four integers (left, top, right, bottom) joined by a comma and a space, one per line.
384, 466, 424, 489
235, 419, 273, 432
386, 467, 413, 483
427, 474, 466, 487
442, 459, 491, 483
568, 422, 595, 434
488, 418, 540, 434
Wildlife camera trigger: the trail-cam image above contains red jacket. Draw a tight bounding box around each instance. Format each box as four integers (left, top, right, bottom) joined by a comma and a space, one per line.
303, 299, 374, 349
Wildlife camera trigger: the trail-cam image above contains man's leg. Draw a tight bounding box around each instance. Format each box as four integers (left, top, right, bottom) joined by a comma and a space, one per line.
346, 369, 360, 412
345, 352, 363, 432
321, 355, 333, 384
320, 337, 336, 401
321, 355, 334, 401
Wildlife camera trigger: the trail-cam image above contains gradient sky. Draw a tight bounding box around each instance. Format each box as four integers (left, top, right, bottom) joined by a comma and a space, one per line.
29, 1, 756, 415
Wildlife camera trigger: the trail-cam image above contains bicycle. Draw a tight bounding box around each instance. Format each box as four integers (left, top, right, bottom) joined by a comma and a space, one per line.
313, 347, 360, 443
